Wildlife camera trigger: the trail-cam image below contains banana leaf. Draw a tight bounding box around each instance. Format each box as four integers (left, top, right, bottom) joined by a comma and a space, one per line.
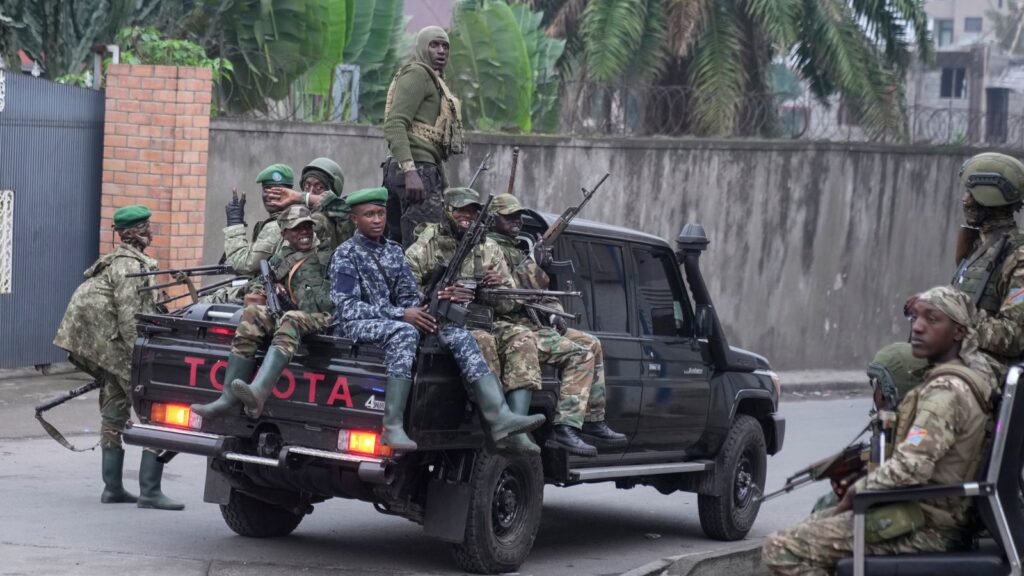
304, 0, 351, 96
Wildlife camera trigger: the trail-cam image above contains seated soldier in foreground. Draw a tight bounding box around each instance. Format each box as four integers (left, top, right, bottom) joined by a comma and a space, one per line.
191, 205, 334, 419
762, 286, 996, 575
329, 188, 546, 451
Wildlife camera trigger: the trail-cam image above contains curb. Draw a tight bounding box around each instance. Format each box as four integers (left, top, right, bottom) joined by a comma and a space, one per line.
622, 540, 767, 576
0, 362, 77, 381
776, 369, 868, 398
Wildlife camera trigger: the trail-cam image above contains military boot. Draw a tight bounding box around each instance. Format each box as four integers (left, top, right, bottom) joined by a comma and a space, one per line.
231, 346, 290, 419
137, 450, 184, 510
191, 354, 256, 419
381, 376, 417, 451
100, 446, 138, 503
496, 388, 541, 455
546, 424, 598, 457
469, 373, 546, 443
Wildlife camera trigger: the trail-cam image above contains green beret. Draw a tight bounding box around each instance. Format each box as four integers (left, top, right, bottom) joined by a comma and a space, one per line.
278, 205, 314, 230
256, 163, 294, 186
113, 205, 152, 229
489, 193, 525, 215
345, 187, 389, 207
444, 187, 481, 208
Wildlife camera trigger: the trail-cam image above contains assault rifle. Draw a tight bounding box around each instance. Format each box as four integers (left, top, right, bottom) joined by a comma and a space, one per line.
534, 173, 610, 274
132, 264, 244, 305
759, 423, 871, 503
479, 287, 582, 323
467, 152, 493, 189
259, 259, 284, 321
36, 378, 103, 452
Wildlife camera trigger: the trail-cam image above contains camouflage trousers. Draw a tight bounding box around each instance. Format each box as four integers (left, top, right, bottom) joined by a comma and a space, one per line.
70, 354, 149, 451
231, 305, 332, 358
473, 320, 541, 393
536, 327, 607, 428
343, 319, 419, 379
762, 507, 960, 576
384, 159, 444, 248
441, 325, 491, 383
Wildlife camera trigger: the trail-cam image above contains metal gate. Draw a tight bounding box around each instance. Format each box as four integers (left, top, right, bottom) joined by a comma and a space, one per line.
0, 71, 105, 368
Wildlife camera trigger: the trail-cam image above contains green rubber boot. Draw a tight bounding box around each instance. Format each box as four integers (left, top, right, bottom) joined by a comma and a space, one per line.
470, 373, 546, 443
100, 446, 138, 503
137, 451, 184, 510
381, 377, 417, 451
191, 354, 256, 418
231, 346, 290, 419
496, 389, 541, 455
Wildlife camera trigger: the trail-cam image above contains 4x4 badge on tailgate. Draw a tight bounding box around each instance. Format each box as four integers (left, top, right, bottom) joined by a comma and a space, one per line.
364, 395, 385, 411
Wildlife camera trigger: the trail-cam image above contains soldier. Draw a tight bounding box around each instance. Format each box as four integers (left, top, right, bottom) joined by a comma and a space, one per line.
53, 205, 183, 511
329, 188, 545, 451
762, 286, 996, 575
267, 157, 355, 251
405, 188, 544, 454
487, 193, 626, 456
222, 163, 295, 276
192, 205, 334, 420
383, 25, 464, 247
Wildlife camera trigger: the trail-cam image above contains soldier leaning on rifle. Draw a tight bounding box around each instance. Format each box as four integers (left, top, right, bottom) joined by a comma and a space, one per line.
762, 286, 996, 575
486, 193, 627, 457
192, 205, 333, 420
53, 205, 184, 511
328, 188, 545, 451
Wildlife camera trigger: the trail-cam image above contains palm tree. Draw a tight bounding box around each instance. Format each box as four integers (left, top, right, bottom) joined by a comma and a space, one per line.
520, 0, 932, 139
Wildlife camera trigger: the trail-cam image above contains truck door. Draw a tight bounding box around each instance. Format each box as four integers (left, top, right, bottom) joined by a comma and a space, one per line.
629, 246, 710, 453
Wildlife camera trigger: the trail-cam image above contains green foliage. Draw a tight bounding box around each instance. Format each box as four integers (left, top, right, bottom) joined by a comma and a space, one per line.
510, 3, 565, 132
304, 1, 352, 97
342, 0, 408, 123
117, 26, 232, 82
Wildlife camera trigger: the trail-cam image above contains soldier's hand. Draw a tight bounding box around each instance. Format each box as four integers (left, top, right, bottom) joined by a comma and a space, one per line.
225, 189, 246, 226
263, 186, 296, 212
438, 285, 475, 303
480, 265, 504, 288
834, 483, 857, 514
405, 170, 426, 203
404, 306, 437, 333
903, 293, 920, 318
534, 245, 553, 269
551, 315, 568, 335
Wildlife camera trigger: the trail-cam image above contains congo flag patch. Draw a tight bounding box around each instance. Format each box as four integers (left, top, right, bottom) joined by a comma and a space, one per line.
906, 426, 928, 446
1006, 288, 1024, 305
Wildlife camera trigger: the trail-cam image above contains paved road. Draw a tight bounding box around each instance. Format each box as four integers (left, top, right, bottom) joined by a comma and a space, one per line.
0, 372, 869, 575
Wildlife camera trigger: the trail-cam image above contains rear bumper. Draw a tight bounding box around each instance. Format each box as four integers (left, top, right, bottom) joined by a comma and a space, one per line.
122, 422, 391, 483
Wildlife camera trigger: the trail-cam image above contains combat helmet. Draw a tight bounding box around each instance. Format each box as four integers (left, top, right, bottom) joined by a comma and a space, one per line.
301, 157, 345, 194
959, 152, 1024, 207
866, 342, 929, 409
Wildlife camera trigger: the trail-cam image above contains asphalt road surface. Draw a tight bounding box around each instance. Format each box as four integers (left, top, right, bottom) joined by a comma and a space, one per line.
0, 371, 868, 575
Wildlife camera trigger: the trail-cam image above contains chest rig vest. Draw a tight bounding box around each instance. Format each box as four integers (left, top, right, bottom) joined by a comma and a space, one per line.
953, 227, 1024, 313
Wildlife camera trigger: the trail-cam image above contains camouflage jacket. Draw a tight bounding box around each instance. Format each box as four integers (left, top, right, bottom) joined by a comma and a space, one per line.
250, 239, 334, 315
312, 189, 356, 253
53, 243, 158, 382
487, 232, 565, 323
854, 361, 995, 531
224, 214, 282, 276
404, 224, 516, 315
329, 231, 419, 323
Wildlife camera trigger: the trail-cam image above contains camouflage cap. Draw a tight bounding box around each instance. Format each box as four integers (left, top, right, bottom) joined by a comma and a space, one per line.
959, 152, 1024, 207
489, 193, 525, 215
444, 187, 481, 208
278, 205, 314, 230
917, 285, 974, 328
112, 205, 152, 229
256, 163, 294, 186
866, 342, 929, 408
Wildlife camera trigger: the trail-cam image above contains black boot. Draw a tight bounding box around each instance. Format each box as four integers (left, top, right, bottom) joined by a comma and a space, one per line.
496, 389, 540, 455
469, 373, 546, 443
582, 421, 628, 449
546, 424, 598, 457
191, 354, 255, 419
137, 451, 184, 510
381, 377, 417, 451
231, 346, 290, 419
100, 446, 138, 503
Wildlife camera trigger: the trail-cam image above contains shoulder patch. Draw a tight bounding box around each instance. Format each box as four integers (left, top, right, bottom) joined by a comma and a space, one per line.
906, 425, 928, 446
1006, 287, 1024, 305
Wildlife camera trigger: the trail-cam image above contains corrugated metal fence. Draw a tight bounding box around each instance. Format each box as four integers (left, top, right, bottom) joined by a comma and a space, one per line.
0, 71, 105, 368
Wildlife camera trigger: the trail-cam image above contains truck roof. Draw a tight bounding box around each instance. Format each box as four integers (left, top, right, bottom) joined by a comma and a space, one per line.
530, 211, 671, 248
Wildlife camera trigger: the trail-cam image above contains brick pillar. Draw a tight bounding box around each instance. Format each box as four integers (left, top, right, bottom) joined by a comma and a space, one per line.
100, 64, 212, 278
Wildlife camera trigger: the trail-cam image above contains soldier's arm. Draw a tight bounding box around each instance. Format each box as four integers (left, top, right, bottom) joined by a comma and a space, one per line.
487, 248, 519, 315
383, 67, 429, 169
224, 221, 281, 275
393, 246, 422, 309
977, 254, 1024, 356
111, 258, 153, 348
404, 243, 429, 288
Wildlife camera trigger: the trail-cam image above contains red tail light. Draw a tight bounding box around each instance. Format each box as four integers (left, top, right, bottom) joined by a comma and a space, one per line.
208, 326, 235, 336
151, 403, 192, 428
338, 430, 393, 457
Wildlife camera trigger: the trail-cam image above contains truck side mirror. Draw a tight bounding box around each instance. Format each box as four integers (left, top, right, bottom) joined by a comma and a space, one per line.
694, 305, 714, 340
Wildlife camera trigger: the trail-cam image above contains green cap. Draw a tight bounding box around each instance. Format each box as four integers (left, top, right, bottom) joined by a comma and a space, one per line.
113, 205, 152, 229
866, 342, 929, 408
489, 193, 525, 215
256, 163, 294, 186
444, 187, 481, 209
278, 205, 314, 230
345, 187, 389, 208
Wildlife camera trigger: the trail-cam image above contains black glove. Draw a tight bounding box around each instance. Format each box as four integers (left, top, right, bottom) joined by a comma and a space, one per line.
225, 189, 246, 227
551, 315, 568, 335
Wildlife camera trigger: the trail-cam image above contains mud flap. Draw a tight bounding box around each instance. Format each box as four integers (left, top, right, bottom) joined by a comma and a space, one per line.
203, 458, 232, 505
423, 478, 471, 543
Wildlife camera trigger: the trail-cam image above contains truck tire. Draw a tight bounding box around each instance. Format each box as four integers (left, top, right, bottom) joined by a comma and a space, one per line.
220, 489, 304, 538
698, 414, 766, 541
450, 451, 544, 574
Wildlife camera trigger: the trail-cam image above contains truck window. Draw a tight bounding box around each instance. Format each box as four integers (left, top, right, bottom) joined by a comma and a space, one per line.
632, 247, 690, 337
571, 240, 630, 334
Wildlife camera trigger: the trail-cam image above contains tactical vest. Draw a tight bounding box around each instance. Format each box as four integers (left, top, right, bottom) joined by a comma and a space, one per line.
385, 63, 464, 160
271, 244, 332, 314
953, 227, 1024, 313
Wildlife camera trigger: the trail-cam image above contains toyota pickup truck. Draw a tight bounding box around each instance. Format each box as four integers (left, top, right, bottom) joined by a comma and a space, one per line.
123, 214, 785, 574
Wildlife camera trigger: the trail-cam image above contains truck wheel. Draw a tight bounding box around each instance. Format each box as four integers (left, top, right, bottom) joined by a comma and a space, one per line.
698, 414, 766, 541
450, 452, 544, 574
220, 489, 304, 538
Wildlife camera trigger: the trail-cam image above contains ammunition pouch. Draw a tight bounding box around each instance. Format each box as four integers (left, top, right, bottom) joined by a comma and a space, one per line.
464, 303, 494, 332
865, 501, 926, 544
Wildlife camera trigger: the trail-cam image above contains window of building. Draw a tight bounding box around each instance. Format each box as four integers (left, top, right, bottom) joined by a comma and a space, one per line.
936, 19, 954, 47
632, 247, 690, 337
940, 67, 967, 99
965, 17, 982, 33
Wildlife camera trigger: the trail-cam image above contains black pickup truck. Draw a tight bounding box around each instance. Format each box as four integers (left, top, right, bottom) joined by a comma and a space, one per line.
124, 214, 785, 574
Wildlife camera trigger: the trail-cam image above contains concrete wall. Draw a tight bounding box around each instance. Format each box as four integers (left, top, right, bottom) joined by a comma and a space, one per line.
207, 119, 990, 371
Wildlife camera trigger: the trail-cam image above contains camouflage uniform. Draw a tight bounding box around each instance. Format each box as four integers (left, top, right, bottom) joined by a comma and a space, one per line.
763, 287, 996, 576
54, 242, 157, 448
405, 223, 541, 392
224, 213, 283, 277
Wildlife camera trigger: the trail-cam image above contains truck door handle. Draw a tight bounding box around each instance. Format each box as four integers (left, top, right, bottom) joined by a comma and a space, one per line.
646, 362, 662, 374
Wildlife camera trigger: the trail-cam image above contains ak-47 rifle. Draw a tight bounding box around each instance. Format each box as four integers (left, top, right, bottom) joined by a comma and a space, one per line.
259, 259, 284, 321
479, 287, 582, 323
467, 152, 493, 190
534, 173, 610, 274
132, 263, 238, 305
36, 378, 103, 452
759, 424, 871, 503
